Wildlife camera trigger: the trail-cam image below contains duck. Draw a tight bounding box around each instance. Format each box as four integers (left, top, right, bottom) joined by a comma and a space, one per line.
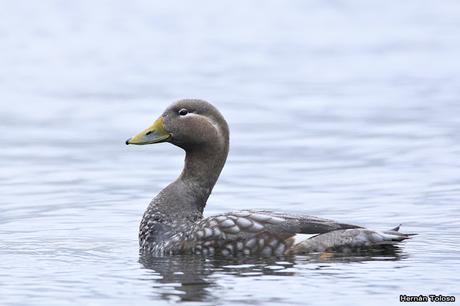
126, 99, 414, 256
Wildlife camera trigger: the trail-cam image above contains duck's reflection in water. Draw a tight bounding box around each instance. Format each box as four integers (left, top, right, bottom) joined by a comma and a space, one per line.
140, 254, 215, 302
139, 246, 407, 303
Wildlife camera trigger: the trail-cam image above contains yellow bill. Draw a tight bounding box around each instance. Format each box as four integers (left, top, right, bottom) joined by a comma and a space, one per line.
126, 117, 171, 145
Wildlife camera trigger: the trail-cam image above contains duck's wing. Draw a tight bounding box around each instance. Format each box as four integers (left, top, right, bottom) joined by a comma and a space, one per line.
186, 210, 415, 256
247, 210, 362, 234
185, 210, 362, 256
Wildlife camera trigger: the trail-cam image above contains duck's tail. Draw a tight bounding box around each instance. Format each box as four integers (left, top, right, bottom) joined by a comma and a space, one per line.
292, 225, 416, 254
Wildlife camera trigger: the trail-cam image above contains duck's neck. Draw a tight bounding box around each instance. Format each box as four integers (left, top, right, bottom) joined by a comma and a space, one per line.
152, 141, 229, 221
180, 144, 228, 199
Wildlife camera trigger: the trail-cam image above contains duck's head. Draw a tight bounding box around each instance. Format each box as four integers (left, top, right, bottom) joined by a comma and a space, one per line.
126, 99, 229, 151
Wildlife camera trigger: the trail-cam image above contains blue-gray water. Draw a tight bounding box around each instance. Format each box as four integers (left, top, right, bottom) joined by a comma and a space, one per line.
1, 1, 459, 305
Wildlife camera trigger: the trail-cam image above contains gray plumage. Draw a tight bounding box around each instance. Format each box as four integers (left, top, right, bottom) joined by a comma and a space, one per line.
127, 99, 414, 257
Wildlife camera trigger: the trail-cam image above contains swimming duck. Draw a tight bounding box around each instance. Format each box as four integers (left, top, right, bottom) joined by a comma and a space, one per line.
126, 99, 413, 256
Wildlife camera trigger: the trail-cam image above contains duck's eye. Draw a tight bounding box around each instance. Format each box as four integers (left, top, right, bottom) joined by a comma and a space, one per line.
178, 109, 188, 116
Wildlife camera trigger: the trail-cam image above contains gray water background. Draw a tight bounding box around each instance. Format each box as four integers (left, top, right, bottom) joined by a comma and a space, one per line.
0, 1, 459, 305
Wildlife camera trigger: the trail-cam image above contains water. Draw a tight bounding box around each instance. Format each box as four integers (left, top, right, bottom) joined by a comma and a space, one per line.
1, 1, 459, 305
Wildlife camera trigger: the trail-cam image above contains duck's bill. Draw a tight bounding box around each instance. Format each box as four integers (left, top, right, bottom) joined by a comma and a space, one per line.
126, 117, 171, 145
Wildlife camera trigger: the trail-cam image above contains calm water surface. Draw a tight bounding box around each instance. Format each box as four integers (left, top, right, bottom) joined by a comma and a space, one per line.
1, 1, 460, 305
